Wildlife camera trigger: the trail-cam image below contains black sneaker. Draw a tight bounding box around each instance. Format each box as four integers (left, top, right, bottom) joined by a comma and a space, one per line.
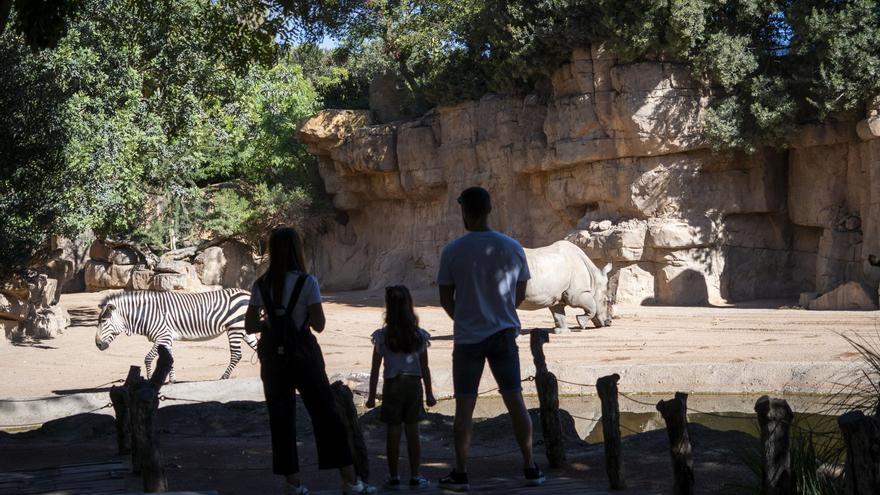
524, 463, 546, 486
383, 477, 402, 490
438, 470, 469, 492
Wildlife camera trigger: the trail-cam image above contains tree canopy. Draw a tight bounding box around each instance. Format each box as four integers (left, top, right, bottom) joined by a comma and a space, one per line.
2, 0, 880, 277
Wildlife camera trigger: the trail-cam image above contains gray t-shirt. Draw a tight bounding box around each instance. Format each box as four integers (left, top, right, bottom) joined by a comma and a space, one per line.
371, 327, 431, 379
249, 272, 321, 330
437, 231, 531, 344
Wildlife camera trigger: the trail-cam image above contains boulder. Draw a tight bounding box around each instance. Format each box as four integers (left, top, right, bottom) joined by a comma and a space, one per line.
808, 282, 878, 311
612, 263, 656, 305
0, 293, 30, 321
567, 219, 647, 262
150, 264, 202, 292
220, 242, 258, 289
88, 239, 146, 266
646, 218, 713, 249
42, 233, 94, 293
155, 259, 191, 275
193, 246, 225, 286
27, 274, 59, 307
130, 268, 155, 291
84, 260, 134, 291
26, 305, 70, 339
799, 292, 819, 308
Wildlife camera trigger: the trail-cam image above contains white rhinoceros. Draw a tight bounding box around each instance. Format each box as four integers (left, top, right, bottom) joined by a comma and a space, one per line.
521, 240, 613, 333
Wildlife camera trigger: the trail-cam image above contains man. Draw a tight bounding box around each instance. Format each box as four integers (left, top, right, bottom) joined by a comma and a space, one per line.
436, 186, 545, 491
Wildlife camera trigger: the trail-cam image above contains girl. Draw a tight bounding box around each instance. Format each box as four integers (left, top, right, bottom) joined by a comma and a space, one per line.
245, 227, 376, 495
366, 285, 437, 490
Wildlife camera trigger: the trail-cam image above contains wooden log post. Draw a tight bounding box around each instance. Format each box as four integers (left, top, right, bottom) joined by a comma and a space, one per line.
656, 393, 694, 495
596, 374, 625, 490
530, 329, 566, 468
126, 371, 147, 474
131, 378, 166, 493
109, 365, 141, 455
331, 381, 370, 483
754, 396, 794, 495
838, 410, 880, 495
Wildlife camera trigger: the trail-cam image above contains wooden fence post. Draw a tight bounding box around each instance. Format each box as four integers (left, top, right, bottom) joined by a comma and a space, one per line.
657, 393, 694, 495
331, 381, 370, 482
126, 371, 147, 474
754, 396, 794, 495
109, 365, 140, 455
530, 329, 566, 468
596, 374, 625, 490
839, 410, 880, 495
134, 381, 168, 493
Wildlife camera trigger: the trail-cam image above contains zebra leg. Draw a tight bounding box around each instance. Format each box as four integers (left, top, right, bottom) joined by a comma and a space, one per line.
144, 343, 159, 379
222, 330, 245, 380
243, 331, 258, 351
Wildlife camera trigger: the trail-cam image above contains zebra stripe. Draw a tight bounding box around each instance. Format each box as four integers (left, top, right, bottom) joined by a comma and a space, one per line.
95, 288, 257, 380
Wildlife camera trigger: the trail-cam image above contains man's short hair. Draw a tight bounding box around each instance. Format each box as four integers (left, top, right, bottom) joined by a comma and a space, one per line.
457, 187, 491, 218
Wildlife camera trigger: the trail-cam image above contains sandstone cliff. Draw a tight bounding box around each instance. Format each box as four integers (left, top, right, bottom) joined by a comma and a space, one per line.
298, 45, 880, 306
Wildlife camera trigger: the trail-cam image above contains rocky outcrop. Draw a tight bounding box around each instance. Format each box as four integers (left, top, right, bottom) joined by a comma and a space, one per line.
1, 273, 71, 341
41, 233, 94, 293
83, 239, 256, 293
805, 282, 878, 311
298, 44, 880, 307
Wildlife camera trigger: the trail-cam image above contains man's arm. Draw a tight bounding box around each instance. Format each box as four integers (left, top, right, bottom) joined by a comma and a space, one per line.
439, 284, 456, 320
515, 280, 528, 308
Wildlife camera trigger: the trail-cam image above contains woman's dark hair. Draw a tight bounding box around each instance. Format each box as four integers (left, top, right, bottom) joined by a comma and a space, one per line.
384, 285, 422, 354
266, 227, 307, 301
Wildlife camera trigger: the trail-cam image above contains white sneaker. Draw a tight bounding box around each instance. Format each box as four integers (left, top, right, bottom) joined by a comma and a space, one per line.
284, 482, 309, 495
343, 480, 378, 494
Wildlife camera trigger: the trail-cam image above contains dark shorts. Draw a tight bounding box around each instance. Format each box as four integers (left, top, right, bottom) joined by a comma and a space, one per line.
453, 328, 522, 398
381, 374, 425, 425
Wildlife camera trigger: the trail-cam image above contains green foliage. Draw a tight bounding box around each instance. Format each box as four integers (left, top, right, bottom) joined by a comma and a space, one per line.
0, 30, 70, 275
1, 0, 325, 274
280, 0, 880, 150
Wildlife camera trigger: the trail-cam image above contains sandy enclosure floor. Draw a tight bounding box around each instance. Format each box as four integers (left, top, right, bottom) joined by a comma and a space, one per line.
2, 289, 879, 399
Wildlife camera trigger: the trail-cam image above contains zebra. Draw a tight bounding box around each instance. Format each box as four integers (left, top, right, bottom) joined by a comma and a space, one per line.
94, 288, 257, 381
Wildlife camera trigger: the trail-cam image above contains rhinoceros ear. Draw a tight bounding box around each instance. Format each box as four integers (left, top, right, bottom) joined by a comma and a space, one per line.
602, 263, 612, 276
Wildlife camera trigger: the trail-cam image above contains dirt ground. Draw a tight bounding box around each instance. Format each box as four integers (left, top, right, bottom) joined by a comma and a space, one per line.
2, 289, 878, 399
2, 289, 873, 493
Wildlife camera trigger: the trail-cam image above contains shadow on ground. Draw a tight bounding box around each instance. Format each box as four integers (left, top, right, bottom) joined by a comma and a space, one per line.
0, 399, 756, 494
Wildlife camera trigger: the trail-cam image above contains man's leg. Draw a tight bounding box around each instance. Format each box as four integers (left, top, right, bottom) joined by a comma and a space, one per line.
486, 329, 533, 468
450, 341, 485, 475
453, 395, 478, 473
501, 390, 534, 468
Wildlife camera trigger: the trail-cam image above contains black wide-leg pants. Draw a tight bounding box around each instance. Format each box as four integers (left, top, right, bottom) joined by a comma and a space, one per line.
260, 337, 353, 475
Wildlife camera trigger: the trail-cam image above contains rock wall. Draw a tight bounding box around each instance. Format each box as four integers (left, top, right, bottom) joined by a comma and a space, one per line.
83, 239, 259, 293
300, 45, 880, 306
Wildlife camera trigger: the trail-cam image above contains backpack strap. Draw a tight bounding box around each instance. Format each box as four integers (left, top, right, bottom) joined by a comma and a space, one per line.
284, 274, 308, 318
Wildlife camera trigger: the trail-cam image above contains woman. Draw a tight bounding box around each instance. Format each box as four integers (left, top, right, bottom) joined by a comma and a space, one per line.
245, 227, 375, 495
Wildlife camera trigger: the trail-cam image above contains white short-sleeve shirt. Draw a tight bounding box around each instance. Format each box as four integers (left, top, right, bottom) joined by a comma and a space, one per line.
437, 231, 531, 344
249, 271, 321, 330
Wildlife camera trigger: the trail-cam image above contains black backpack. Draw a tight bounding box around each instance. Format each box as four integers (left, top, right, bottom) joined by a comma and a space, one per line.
257, 273, 309, 358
